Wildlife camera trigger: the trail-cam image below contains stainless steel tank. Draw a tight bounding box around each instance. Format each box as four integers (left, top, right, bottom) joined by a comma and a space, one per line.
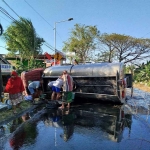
43, 62, 127, 104
43, 62, 124, 78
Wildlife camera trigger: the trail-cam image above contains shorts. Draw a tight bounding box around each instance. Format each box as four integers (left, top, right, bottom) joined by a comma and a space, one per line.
52, 86, 61, 93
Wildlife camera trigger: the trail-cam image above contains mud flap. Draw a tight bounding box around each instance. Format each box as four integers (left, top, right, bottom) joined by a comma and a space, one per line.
125, 74, 133, 88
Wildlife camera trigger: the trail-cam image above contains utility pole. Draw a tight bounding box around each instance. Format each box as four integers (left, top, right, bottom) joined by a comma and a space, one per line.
54, 18, 73, 65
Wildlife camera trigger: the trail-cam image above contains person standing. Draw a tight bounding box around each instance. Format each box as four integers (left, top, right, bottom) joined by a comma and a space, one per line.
49, 75, 63, 100
4, 71, 25, 114
59, 70, 74, 109
28, 80, 43, 103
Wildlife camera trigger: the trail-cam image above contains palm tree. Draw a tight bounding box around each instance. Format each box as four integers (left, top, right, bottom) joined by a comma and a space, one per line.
3, 17, 44, 60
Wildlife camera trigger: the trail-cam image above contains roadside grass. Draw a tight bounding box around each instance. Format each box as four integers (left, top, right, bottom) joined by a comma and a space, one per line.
0, 101, 32, 123
134, 83, 150, 92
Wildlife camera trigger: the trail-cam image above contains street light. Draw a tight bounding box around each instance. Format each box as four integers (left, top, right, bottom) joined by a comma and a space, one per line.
54, 18, 73, 66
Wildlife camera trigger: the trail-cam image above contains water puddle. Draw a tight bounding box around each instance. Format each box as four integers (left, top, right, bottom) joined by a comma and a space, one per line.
1, 88, 150, 150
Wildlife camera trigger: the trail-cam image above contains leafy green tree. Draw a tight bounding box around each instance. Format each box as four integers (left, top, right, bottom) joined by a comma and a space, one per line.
15, 58, 45, 75
125, 64, 136, 75
97, 33, 150, 64
3, 17, 44, 60
63, 24, 100, 63
96, 34, 117, 62
95, 50, 116, 62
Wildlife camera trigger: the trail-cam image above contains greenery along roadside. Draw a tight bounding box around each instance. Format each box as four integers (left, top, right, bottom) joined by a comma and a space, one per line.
126, 61, 150, 87
0, 101, 32, 123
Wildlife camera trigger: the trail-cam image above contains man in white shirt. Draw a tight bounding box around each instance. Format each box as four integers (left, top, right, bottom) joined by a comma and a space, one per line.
28, 80, 43, 102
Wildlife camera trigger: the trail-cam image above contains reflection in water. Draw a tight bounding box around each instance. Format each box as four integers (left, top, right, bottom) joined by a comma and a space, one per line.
9, 128, 26, 150
8, 110, 45, 150
10, 118, 23, 133
1, 104, 133, 149
43, 104, 132, 143
60, 109, 75, 142
43, 109, 75, 142
22, 112, 30, 122
9, 117, 26, 150
74, 104, 131, 142
9, 124, 37, 150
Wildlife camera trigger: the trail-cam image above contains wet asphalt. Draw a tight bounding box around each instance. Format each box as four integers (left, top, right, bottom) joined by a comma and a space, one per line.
1, 88, 150, 150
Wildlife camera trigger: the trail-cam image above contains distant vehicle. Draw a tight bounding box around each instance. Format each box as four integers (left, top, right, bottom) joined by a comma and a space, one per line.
42, 62, 133, 104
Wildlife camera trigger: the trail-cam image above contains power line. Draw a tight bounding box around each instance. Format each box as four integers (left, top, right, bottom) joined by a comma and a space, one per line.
44, 43, 55, 52
0, 7, 31, 31
141, 32, 150, 38
0, 7, 16, 22
23, 0, 66, 49
45, 41, 54, 49
0, 7, 54, 53
2, 0, 20, 18
1, 3, 55, 53
0, 7, 37, 53
24, 0, 53, 29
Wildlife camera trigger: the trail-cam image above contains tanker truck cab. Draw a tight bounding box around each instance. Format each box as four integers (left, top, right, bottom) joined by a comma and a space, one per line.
42, 62, 133, 104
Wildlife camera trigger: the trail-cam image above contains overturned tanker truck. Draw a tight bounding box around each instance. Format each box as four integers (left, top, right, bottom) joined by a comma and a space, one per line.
42, 62, 133, 104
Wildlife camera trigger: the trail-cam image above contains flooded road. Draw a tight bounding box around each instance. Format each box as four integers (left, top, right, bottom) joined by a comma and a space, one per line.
1, 88, 150, 150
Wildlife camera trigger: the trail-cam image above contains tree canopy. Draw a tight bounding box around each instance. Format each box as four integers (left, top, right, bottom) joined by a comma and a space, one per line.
97, 33, 150, 64
63, 24, 100, 63
63, 25, 150, 64
3, 19, 150, 66
3, 17, 45, 59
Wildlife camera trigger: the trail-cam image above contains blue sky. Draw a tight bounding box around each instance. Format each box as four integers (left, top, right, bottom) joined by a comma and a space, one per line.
1, 0, 150, 55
